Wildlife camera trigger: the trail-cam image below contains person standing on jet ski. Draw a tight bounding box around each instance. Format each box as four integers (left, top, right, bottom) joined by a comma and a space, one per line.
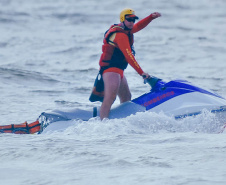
90, 8, 161, 120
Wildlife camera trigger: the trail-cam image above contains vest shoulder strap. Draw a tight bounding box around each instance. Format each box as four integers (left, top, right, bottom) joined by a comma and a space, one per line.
104, 25, 130, 43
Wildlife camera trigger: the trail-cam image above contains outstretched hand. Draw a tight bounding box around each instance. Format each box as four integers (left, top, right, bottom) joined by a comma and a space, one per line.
150, 12, 161, 19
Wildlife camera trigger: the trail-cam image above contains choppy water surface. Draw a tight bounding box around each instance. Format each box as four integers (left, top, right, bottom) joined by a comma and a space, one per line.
0, 0, 226, 185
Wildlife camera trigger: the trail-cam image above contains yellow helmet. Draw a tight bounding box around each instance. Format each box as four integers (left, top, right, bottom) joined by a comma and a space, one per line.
120, 8, 139, 22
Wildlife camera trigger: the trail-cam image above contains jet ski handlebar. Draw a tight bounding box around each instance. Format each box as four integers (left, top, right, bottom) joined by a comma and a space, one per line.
143, 76, 162, 89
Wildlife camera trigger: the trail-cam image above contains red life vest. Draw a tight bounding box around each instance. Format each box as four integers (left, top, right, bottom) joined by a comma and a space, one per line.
99, 25, 135, 71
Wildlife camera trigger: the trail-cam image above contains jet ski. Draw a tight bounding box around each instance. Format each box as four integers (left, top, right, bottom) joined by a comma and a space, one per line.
1, 78, 226, 134
38, 78, 226, 133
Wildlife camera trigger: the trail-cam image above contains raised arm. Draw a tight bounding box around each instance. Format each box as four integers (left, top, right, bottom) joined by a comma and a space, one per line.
131, 12, 161, 33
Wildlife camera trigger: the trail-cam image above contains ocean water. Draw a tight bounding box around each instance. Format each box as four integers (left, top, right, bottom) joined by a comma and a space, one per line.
0, 0, 226, 185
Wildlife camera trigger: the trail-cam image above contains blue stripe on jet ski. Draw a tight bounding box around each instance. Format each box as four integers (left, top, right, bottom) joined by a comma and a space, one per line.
165, 80, 224, 99
132, 80, 225, 111
132, 87, 192, 110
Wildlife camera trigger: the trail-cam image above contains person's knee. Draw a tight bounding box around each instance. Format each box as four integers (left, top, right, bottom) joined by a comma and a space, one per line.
120, 91, 131, 103
125, 93, 132, 102
128, 92, 132, 100
103, 93, 117, 105
108, 96, 117, 105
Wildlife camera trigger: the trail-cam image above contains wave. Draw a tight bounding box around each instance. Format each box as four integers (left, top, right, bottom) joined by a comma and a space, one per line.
0, 10, 30, 24
42, 110, 226, 136
0, 66, 59, 85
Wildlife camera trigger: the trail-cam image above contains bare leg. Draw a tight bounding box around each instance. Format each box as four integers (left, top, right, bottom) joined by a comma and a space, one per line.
100, 72, 121, 120
118, 76, 131, 103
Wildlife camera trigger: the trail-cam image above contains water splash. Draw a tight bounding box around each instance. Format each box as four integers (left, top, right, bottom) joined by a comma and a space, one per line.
42, 110, 226, 136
